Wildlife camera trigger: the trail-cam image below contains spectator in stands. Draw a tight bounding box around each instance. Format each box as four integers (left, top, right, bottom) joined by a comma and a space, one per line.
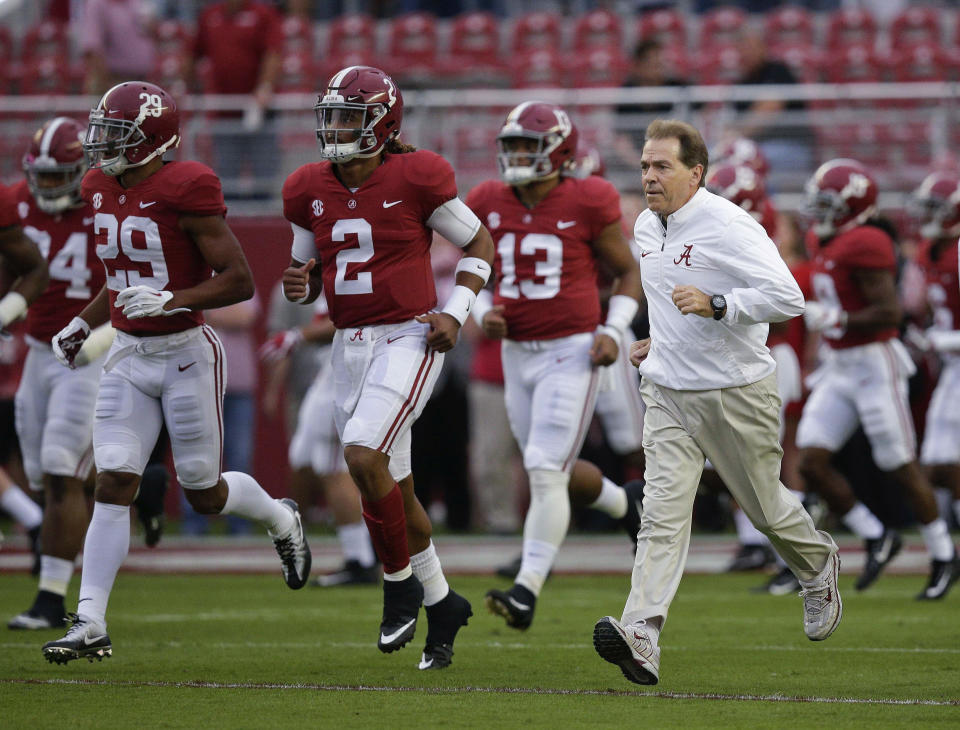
187, 0, 283, 200
733, 28, 813, 189
613, 40, 689, 171
80, 0, 158, 96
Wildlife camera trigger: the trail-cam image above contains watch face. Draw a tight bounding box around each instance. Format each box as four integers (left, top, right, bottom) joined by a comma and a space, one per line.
712, 295, 725, 309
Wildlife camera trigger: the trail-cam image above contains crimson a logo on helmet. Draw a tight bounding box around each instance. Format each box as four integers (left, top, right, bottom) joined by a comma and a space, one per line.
312, 199, 323, 217
92, 193, 102, 209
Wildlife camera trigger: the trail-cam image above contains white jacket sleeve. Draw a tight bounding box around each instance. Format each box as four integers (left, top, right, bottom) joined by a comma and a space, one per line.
722, 217, 805, 325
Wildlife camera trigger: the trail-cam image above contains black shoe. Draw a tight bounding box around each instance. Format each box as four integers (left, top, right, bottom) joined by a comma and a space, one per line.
311, 559, 379, 587
418, 589, 473, 670
725, 543, 776, 572
916, 554, 960, 600
855, 529, 902, 591
485, 584, 536, 630
752, 566, 801, 596
42, 614, 111, 664
619, 479, 644, 546
8, 590, 66, 630
27, 526, 41, 577
134, 463, 168, 548
378, 575, 423, 653
270, 499, 312, 590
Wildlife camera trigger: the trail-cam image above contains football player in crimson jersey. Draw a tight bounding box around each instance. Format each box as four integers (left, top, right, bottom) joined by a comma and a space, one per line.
797, 159, 958, 599
281, 66, 494, 667
42, 81, 312, 666
466, 101, 643, 630
7, 117, 111, 631
910, 172, 960, 595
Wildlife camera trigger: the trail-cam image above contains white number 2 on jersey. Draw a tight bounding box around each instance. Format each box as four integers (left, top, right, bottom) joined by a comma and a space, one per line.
496, 232, 563, 300
332, 218, 374, 295
23, 226, 92, 299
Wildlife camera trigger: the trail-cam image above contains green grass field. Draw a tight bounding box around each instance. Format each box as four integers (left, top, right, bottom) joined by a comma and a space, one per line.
1, 571, 958, 729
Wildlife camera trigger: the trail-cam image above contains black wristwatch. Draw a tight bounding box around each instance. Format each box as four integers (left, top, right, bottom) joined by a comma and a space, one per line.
710, 294, 727, 321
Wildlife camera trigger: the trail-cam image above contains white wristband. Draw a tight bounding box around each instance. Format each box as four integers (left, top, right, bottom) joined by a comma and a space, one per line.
0, 292, 28, 328
455, 256, 492, 286
441, 284, 477, 327
471, 288, 494, 327
596, 324, 620, 340
604, 294, 639, 336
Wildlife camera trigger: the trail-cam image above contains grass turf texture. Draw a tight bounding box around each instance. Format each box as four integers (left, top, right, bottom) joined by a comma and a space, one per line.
1, 572, 958, 728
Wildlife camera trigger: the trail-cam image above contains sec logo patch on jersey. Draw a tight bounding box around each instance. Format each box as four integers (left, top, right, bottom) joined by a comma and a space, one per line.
312, 199, 323, 217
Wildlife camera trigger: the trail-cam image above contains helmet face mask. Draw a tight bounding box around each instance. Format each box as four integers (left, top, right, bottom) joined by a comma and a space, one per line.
496, 101, 577, 187
314, 66, 402, 164
22, 117, 88, 214
804, 158, 877, 238
83, 81, 181, 177
910, 173, 960, 240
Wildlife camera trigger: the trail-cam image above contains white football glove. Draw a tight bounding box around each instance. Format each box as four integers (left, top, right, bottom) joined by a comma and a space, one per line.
803, 301, 847, 333
52, 316, 91, 369
115, 285, 190, 319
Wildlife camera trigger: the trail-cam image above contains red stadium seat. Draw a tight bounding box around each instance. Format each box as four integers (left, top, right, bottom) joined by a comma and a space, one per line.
444, 12, 508, 87
386, 12, 439, 85
572, 9, 622, 52
568, 47, 627, 88
825, 8, 877, 50
510, 48, 565, 89
890, 6, 941, 50
698, 7, 747, 50
19, 56, 71, 94
691, 45, 743, 85
448, 120, 500, 177
770, 43, 823, 83
152, 53, 188, 97
823, 44, 886, 84
275, 50, 316, 92
155, 20, 190, 57
764, 5, 815, 49
890, 42, 950, 83
510, 12, 562, 55
326, 14, 376, 62
22, 20, 69, 61
635, 9, 686, 49
281, 15, 314, 54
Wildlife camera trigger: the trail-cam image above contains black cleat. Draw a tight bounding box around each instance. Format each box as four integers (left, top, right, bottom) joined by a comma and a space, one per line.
485, 584, 536, 631
725, 543, 776, 572
752, 566, 801, 596
419, 589, 473, 670
134, 463, 168, 548
917, 554, 960, 600
619, 479, 644, 547
9, 591, 67, 630
855, 529, 902, 591
378, 574, 423, 653
311, 559, 379, 588
42, 614, 111, 664
271, 499, 312, 590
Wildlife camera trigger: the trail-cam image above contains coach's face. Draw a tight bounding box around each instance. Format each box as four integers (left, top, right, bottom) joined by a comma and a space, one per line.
641, 137, 702, 216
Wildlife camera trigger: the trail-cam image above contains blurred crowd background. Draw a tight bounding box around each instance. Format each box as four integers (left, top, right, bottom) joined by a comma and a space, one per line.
0, 0, 957, 537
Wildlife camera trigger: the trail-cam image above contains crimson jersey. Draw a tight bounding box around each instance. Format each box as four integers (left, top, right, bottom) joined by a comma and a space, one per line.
760, 198, 778, 240
14, 181, 104, 342
809, 225, 898, 349
81, 162, 226, 335
283, 150, 457, 329
466, 175, 620, 341
916, 238, 960, 332
0, 183, 17, 227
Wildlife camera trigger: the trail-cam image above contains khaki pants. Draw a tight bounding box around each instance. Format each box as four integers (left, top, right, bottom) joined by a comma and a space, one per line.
622, 373, 837, 627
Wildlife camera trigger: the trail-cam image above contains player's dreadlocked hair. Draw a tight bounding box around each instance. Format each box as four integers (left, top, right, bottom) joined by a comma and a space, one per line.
386, 138, 417, 154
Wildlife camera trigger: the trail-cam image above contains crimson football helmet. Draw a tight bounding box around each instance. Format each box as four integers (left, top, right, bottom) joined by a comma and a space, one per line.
566, 140, 605, 179
84, 81, 181, 177
804, 158, 878, 238
314, 65, 403, 163
910, 172, 960, 240
711, 137, 769, 178
22, 117, 87, 214
706, 163, 767, 216
496, 101, 578, 186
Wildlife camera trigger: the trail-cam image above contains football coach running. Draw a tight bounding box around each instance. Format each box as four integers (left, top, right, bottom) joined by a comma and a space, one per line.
592, 120, 842, 686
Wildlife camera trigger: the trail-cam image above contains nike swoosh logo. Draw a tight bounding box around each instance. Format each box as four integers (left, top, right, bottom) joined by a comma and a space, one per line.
641, 252, 653, 258
556, 355, 573, 363
507, 597, 530, 612
418, 654, 434, 669
557, 220, 576, 229
139, 201, 157, 208
83, 633, 107, 646
383, 200, 402, 208
380, 617, 416, 645
178, 362, 196, 372
386, 335, 408, 344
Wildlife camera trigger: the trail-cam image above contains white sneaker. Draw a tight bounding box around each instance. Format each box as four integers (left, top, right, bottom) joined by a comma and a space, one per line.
42, 614, 112, 664
270, 499, 312, 590
593, 616, 661, 685
800, 551, 842, 641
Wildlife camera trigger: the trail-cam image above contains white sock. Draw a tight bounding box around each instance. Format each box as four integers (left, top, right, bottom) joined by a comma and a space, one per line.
383, 566, 413, 581
409, 540, 449, 606
220, 471, 294, 535
338, 521, 376, 567
920, 518, 955, 562
77, 502, 130, 626
587, 477, 628, 518
734, 508, 768, 546
841, 501, 885, 540
38, 555, 75, 596
0, 485, 42, 530
516, 538, 558, 597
